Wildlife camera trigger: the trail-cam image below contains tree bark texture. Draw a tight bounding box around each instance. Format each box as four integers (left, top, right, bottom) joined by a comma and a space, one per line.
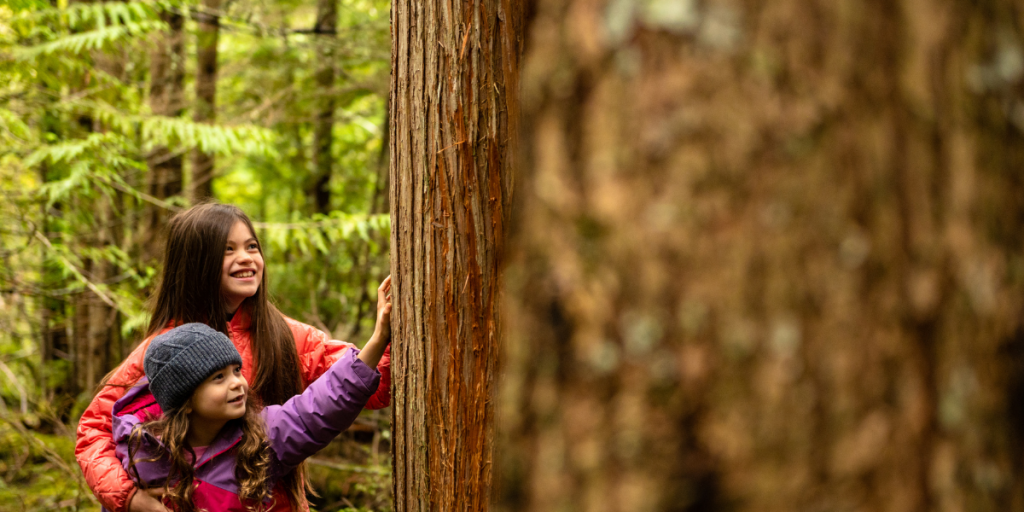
70, 28, 123, 395
310, 0, 337, 214
389, 1, 524, 510
498, 1, 1024, 512
192, 0, 219, 202
143, 11, 185, 262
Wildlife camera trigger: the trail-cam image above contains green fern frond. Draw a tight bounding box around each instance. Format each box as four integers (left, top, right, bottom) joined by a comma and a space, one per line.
16, 0, 165, 31
140, 116, 276, 156
15, 20, 166, 59
254, 213, 390, 255
0, 109, 32, 143
23, 132, 126, 167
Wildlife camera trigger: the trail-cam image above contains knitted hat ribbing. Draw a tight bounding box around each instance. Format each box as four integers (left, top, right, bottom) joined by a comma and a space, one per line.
144, 323, 242, 411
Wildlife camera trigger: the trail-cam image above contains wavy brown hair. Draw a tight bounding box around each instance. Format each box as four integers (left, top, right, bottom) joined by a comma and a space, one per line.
145, 203, 309, 507
126, 396, 276, 511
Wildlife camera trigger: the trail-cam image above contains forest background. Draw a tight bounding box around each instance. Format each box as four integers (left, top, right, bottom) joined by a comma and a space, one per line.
5, 0, 1024, 511
0, 0, 393, 509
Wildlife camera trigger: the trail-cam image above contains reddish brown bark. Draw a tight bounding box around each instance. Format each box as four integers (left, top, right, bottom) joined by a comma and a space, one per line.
498, 1, 1024, 511
389, 1, 524, 510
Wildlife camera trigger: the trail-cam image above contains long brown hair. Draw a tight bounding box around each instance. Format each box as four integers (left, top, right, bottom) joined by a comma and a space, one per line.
146, 203, 309, 506
148, 203, 303, 406
126, 397, 278, 511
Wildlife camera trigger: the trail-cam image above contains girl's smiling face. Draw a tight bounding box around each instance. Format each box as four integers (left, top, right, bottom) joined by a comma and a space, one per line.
190, 364, 249, 423
221, 220, 264, 315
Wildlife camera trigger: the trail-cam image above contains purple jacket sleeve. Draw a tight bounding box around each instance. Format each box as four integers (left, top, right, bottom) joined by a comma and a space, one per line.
262, 349, 380, 472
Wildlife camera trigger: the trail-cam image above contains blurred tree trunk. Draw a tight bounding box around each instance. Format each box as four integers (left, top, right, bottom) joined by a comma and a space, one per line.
77, 41, 126, 392
142, 11, 185, 263
389, 1, 524, 510
498, 1, 1024, 512
310, 0, 337, 214
83, 200, 114, 391
192, 0, 219, 201
65, 0, 121, 395
38, 117, 69, 402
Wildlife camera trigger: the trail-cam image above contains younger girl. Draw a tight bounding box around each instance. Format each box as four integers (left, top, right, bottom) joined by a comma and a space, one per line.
76, 203, 391, 512
110, 322, 386, 512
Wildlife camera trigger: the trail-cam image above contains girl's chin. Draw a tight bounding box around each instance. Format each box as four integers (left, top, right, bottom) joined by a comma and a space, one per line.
224, 288, 259, 301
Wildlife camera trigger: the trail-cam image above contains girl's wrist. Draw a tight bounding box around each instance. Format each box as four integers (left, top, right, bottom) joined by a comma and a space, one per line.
366, 332, 381, 348
359, 332, 388, 368
371, 323, 391, 343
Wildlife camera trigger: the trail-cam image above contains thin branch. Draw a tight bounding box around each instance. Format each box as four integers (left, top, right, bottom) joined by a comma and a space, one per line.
32, 232, 118, 309
93, 174, 182, 213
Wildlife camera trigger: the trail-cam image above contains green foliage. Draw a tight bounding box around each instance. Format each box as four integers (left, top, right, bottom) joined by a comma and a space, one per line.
0, 0, 392, 506
14, 21, 167, 58
0, 418, 97, 511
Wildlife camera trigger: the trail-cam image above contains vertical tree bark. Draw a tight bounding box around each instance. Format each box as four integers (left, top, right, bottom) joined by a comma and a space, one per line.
389, 1, 524, 510
65, 4, 121, 395
38, 160, 70, 401
78, 40, 126, 393
191, 0, 219, 201
142, 11, 185, 262
310, 0, 337, 214
84, 199, 113, 390
498, 1, 1024, 512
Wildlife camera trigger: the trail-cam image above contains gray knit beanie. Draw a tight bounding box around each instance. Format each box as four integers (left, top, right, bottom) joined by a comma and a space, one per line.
144, 323, 243, 411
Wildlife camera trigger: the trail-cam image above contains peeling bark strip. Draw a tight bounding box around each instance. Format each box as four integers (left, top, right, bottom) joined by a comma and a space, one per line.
389, 1, 524, 510
498, 1, 1024, 512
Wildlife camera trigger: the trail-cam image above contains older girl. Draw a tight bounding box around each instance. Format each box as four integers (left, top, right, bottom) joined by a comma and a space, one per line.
76, 203, 391, 512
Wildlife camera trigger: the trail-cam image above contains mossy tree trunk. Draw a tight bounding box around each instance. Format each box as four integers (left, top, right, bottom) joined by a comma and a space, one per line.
498, 1, 1024, 511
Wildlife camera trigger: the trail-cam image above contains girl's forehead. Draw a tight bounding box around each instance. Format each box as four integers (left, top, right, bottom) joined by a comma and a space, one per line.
226, 220, 255, 239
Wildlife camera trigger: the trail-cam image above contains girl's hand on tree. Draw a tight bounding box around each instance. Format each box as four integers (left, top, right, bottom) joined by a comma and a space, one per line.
359, 275, 392, 368
375, 275, 393, 342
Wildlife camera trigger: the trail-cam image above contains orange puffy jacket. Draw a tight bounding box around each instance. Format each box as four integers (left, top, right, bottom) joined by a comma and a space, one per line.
74, 310, 391, 512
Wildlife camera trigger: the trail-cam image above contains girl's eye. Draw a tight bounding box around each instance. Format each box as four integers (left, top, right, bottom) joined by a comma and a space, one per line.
248, 243, 259, 250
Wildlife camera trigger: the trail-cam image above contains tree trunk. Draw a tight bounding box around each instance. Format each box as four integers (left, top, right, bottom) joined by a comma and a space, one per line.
143, 11, 185, 262
84, 200, 113, 390
66, 9, 122, 396
38, 161, 69, 402
310, 0, 337, 214
77, 43, 125, 393
191, 0, 219, 202
389, 1, 524, 510
498, 1, 1024, 512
